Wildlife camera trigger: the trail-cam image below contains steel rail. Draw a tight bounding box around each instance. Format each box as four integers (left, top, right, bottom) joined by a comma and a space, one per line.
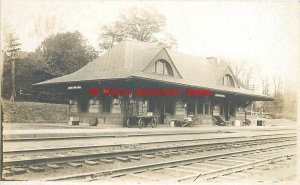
43, 142, 296, 181
3, 135, 296, 166
4, 133, 295, 154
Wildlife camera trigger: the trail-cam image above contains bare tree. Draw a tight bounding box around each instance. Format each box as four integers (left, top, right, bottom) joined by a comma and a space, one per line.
229, 60, 258, 89
272, 75, 283, 96
29, 16, 63, 47
260, 75, 270, 96
282, 81, 296, 120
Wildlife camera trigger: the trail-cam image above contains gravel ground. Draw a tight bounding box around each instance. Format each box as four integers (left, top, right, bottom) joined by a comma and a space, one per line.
210, 155, 297, 183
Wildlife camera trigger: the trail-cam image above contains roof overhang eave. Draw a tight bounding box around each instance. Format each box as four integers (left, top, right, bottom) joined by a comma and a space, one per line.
129, 76, 274, 101
33, 77, 130, 87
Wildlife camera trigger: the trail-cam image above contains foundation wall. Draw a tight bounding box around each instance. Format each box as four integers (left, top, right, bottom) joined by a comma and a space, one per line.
2, 101, 69, 123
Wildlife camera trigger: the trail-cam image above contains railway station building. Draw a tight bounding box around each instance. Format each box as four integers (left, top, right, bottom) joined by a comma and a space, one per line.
35, 40, 272, 127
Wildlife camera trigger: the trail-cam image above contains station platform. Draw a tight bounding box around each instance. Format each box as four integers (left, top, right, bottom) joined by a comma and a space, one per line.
3, 119, 296, 140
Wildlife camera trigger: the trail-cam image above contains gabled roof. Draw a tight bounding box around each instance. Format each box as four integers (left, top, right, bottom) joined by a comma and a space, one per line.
35, 40, 272, 100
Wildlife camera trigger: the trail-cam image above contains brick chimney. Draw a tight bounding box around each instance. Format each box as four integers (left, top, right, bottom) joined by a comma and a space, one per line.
206, 57, 218, 65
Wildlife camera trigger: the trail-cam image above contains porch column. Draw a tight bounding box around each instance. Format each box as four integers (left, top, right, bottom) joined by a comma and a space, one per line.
195, 100, 197, 115
208, 99, 211, 115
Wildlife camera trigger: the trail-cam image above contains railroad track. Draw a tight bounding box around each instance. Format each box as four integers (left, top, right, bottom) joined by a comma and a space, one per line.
4, 132, 295, 153
4, 133, 295, 164
41, 143, 296, 181
99, 144, 295, 182
3, 134, 296, 181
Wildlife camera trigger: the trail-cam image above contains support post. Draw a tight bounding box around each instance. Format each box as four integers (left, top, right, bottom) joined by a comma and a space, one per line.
195, 100, 197, 115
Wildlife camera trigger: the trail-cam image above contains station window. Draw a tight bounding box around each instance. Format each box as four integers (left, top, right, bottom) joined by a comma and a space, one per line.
138, 100, 148, 115
165, 100, 175, 115
88, 98, 100, 113
148, 100, 155, 113
78, 98, 88, 113
197, 101, 203, 114
102, 98, 111, 112
223, 74, 235, 87
187, 102, 195, 115
69, 99, 78, 113
152, 59, 174, 76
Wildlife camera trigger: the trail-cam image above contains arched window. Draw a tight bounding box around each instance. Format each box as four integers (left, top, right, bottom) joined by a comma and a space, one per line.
223, 74, 235, 87
152, 60, 174, 76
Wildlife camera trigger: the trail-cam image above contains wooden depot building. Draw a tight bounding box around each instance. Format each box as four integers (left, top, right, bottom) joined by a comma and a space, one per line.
35, 40, 273, 127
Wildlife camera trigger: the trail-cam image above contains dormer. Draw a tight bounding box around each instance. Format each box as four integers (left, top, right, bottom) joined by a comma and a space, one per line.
152, 59, 174, 76
143, 48, 182, 78
223, 74, 235, 87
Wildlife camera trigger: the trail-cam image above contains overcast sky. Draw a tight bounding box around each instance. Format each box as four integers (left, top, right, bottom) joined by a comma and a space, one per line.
1, 0, 299, 85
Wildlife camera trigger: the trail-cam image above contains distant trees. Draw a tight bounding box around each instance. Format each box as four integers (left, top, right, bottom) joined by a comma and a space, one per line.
229, 60, 296, 120
229, 60, 260, 90
36, 31, 98, 75
264, 78, 295, 120
98, 7, 177, 52
1, 31, 98, 102
29, 16, 64, 47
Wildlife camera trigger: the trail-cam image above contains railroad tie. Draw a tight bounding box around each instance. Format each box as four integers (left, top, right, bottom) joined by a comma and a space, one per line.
11, 167, 27, 175
194, 148, 204, 152
84, 160, 99, 165
3, 170, 13, 177
187, 149, 196, 153
164, 152, 172, 156
128, 156, 141, 160
174, 151, 181, 155
157, 153, 169, 158
47, 163, 63, 169
116, 156, 130, 162
68, 162, 83, 168
180, 150, 189, 154
169, 151, 180, 155
143, 154, 155, 159
54, 161, 66, 165
29, 165, 45, 172
3, 166, 11, 170
100, 158, 114, 163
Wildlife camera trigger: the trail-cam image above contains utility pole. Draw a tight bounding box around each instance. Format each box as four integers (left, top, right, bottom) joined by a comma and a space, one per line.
0, 104, 3, 180
6, 34, 21, 102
